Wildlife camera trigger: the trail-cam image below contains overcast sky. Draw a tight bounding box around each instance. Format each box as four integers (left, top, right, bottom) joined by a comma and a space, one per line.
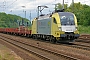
0, 0, 90, 20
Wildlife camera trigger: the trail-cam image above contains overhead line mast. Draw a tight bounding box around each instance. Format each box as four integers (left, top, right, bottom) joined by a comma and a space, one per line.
72, 0, 74, 13
63, 0, 64, 9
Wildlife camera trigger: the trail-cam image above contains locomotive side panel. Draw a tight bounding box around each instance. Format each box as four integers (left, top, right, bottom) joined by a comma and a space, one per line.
37, 18, 51, 35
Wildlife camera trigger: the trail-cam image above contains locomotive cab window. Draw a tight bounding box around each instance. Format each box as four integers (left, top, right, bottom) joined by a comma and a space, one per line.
59, 12, 75, 25
53, 17, 57, 24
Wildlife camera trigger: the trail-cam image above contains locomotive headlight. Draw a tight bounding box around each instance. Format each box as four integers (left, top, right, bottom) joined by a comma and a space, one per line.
75, 27, 78, 30
58, 27, 62, 30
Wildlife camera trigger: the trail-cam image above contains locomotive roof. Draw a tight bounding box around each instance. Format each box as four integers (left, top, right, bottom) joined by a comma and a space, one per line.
58, 12, 73, 15
37, 12, 73, 20
38, 14, 51, 20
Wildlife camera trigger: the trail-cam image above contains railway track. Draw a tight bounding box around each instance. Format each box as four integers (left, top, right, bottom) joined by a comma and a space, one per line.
76, 35, 90, 43
0, 34, 79, 60
0, 33, 90, 60
78, 34, 90, 41
57, 39, 90, 51
76, 39, 90, 43
68, 34, 90, 51
58, 34, 89, 51
59, 42, 90, 51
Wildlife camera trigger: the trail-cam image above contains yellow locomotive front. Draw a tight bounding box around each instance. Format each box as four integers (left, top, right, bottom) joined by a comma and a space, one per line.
51, 12, 79, 42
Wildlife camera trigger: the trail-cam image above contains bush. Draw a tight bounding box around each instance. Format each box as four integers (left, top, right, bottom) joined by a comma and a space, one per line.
78, 25, 90, 34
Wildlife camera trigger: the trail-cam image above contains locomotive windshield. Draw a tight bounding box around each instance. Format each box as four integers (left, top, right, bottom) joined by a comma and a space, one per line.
59, 12, 75, 25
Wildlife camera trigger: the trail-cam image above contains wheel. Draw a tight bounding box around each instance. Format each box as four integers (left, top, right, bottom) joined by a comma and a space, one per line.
32, 35, 35, 39
50, 36, 56, 44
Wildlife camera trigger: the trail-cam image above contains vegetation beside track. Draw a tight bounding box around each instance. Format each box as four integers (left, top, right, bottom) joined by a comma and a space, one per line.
0, 12, 31, 28
79, 25, 90, 34
0, 44, 22, 60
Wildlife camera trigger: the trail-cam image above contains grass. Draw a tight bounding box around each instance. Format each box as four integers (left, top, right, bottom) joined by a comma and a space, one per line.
0, 44, 22, 60
78, 25, 90, 34
0, 55, 1, 59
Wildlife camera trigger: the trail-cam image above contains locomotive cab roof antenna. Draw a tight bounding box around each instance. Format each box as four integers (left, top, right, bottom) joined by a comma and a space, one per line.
37, 6, 48, 17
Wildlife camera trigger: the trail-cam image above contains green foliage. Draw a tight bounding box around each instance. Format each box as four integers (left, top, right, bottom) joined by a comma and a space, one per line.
79, 25, 90, 34
0, 55, 1, 59
81, 7, 90, 26
0, 12, 31, 28
55, 3, 62, 10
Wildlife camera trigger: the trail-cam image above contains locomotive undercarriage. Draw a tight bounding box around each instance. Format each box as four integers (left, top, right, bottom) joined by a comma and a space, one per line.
32, 32, 79, 43
32, 34, 57, 43
59, 32, 79, 42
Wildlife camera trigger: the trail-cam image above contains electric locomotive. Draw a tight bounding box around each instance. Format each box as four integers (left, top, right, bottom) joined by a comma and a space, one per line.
32, 9, 79, 43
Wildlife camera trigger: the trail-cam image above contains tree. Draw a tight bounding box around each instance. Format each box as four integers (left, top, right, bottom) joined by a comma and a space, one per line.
0, 12, 31, 28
